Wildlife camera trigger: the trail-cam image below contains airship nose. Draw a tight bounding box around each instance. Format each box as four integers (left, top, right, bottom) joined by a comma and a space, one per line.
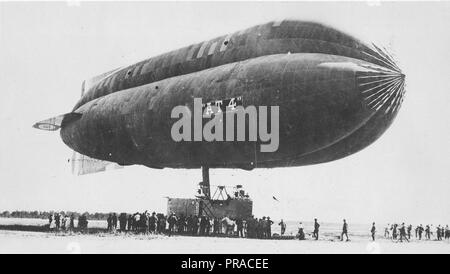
354, 48, 406, 115
357, 70, 406, 115
356, 45, 407, 115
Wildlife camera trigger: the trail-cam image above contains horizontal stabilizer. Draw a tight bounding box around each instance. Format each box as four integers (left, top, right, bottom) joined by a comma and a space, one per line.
71, 151, 123, 176
33, 112, 82, 131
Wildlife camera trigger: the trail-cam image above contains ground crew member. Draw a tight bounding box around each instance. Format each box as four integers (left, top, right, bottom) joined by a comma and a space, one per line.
341, 219, 349, 241
371, 222, 376, 241
279, 219, 286, 236
313, 218, 320, 240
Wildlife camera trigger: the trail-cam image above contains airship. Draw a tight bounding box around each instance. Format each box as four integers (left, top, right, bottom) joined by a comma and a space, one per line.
34, 20, 406, 192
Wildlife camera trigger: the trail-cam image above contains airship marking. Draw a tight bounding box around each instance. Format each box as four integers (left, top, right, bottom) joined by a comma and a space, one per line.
208, 42, 218, 55
197, 41, 209, 58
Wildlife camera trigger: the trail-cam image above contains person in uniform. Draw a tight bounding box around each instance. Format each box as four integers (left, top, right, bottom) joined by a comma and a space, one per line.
149, 212, 157, 234
418, 224, 424, 240
119, 213, 127, 232
236, 218, 244, 237
425, 225, 431, 240
107, 214, 112, 231
384, 224, 390, 238
279, 219, 287, 236
399, 223, 409, 242
69, 214, 75, 232
341, 219, 349, 241
199, 215, 208, 235
392, 224, 398, 240
167, 212, 177, 236
127, 214, 133, 232
313, 218, 320, 240
112, 213, 118, 232
407, 224, 412, 239
55, 213, 60, 231
48, 214, 53, 231
371, 222, 376, 241
266, 217, 274, 239
436, 225, 442, 241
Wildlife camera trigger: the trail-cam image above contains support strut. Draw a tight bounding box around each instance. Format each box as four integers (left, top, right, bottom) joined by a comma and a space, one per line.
201, 166, 210, 198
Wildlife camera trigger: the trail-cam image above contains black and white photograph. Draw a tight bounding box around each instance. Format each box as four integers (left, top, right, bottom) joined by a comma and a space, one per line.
0, 0, 449, 257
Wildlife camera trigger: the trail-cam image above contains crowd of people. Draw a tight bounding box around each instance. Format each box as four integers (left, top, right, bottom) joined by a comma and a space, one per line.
383, 223, 450, 242
46, 212, 449, 243
103, 211, 276, 239
47, 213, 88, 233
289, 219, 449, 243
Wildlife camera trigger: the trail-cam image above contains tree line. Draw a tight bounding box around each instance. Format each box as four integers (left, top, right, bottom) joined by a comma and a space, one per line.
0, 210, 115, 220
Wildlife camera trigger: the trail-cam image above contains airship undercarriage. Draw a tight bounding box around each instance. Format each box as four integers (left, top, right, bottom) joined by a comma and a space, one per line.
167, 166, 253, 220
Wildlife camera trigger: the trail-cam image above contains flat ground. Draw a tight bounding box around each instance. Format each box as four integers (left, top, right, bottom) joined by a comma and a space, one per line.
0, 230, 449, 254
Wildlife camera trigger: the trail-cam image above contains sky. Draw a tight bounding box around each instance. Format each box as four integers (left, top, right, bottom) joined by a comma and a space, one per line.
0, 1, 449, 225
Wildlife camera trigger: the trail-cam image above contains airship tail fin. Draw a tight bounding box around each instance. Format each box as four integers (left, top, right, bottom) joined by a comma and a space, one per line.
70, 151, 123, 176
81, 66, 123, 97
33, 112, 82, 131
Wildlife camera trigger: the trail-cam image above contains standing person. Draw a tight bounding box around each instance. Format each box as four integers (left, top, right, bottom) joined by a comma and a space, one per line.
157, 214, 166, 234
341, 219, 349, 241
236, 218, 244, 237
55, 213, 61, 231
278, 219, 286, 236
140, 212, 148, 234
78, 214, 88, 233
69, 214, 75, 232
63, 215, 70, 232
61, 215, 66, 231
178, 214, 186, 234
399, 223, 409, 242
418, 224, 424, 240
149, 212, 157, 234
313, 218, 320, 240
84, 214, 89, 232
167, 213, 177, 236
48, 214, 53, 230
245, 217, 252, 238
112, 213, 118, 232
118, 213, 127, 232
127, 214, 133, 232
261, 217, 267, 238
266, 217, 274, 239
392, 224, 398, 240
445, 225, 449, 239
425, 225, 431, 240
133, 212, 140, 232
107, 214, 112, 232
407, 224, 412, 240
384, 224, 390, 238
371, 222, 376, 241
256, 218, 263, 239
436, 225, 442, 241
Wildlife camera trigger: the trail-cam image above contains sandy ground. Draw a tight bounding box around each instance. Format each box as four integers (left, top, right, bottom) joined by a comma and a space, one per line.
0, 230, 449, 254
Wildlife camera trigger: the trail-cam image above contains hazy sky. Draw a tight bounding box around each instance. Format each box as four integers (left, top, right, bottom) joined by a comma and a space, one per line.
0, 1, 449, 225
